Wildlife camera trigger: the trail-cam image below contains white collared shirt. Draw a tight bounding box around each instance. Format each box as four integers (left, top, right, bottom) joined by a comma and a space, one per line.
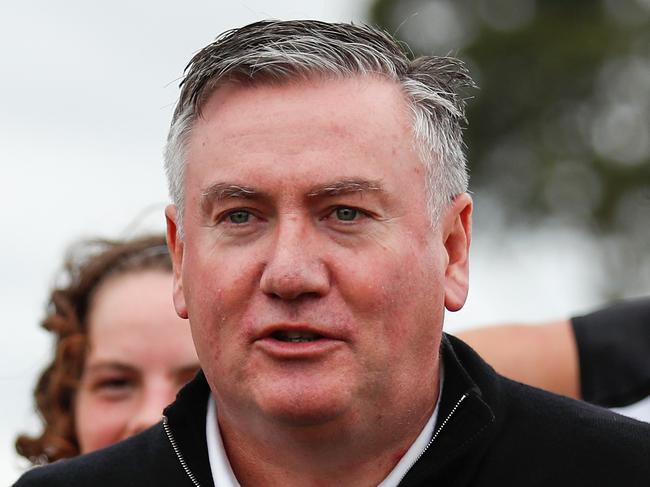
206, 370, 443, 487
205, 396, 240, 486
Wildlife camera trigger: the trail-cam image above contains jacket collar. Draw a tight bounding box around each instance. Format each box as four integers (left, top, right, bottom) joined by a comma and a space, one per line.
400, 334, 499, 486
164, 333, 499, 487
163, 369, 214, 487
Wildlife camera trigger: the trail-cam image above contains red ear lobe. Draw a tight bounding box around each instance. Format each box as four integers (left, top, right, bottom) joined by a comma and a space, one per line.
166, 205, 188, 320
442, 194, 472, 312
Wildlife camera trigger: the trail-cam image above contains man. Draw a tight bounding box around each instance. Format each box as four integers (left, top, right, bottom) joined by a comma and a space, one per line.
459, 297, 650, 420
15, 20, 650, 487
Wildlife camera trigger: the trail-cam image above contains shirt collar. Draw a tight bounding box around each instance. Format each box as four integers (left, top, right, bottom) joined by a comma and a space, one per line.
377, 361, 443, 487
206, 395, 240, 487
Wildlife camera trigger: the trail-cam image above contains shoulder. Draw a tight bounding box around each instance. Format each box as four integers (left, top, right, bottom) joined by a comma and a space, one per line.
445, 335, 650, 484
572, 296, 650, 330
571, 296, 650, 407
13, 423, 188, 487
502, 376, 650, 439
495, 377, 650, 479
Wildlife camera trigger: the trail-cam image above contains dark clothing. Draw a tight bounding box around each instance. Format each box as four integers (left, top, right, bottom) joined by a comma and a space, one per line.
15, 334, 650, 486
573, 297, 650, 408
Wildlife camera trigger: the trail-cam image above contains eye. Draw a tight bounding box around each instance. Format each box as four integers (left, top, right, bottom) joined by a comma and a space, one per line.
213, 208, 264, 235
176, 366, 201, 389
89, 376, 136, 400
96, 377, 132, 391
226, 210, 252, 224
334, 207, 360, 221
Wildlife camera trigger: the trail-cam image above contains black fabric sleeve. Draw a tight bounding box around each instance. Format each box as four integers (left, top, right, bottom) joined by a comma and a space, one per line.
571, 297, 650, 408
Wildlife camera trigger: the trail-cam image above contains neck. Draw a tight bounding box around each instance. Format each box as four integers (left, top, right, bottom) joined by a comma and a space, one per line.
214, 375, 440, 487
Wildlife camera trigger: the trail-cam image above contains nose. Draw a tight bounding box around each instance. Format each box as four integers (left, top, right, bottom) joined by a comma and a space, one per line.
124, 380, 177, 438
260, 217, 330, 301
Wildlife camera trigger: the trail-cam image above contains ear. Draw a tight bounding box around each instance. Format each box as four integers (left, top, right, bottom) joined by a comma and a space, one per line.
441, 193, 472, 312
165, 204, 188, 319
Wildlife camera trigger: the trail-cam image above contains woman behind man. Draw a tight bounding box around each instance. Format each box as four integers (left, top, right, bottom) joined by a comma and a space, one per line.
16, 235, 199, 464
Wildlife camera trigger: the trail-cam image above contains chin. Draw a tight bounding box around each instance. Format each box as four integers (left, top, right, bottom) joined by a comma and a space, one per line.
254, 379, 355, 428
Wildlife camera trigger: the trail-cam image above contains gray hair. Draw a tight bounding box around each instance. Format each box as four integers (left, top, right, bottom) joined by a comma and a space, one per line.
164, 20, 475, 237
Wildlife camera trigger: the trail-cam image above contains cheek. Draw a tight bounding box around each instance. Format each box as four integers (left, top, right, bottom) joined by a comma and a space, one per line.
337, 243, 446, 384
74, 392, 130, 454
183, 239, 255, 308
183, 236, 262, 321
341, 243, 443, 327
184, 257, 223, 337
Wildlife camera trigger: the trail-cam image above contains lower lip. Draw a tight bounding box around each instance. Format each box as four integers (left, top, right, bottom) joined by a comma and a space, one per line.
254, 337, 344, 359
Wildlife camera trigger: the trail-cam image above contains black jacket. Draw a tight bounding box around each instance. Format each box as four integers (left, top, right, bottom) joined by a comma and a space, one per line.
14, 335, 650, 486
572, 297, 650, 408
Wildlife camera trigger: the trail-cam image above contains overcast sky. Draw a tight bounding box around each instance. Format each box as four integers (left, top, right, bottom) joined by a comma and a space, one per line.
2, 0, 646, 483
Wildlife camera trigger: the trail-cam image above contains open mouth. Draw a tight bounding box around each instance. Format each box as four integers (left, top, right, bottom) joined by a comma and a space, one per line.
271, 330, 324, 343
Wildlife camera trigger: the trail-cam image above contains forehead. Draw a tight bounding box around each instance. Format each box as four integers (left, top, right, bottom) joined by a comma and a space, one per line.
86, 271, 195, 363
185, 76, 424, 196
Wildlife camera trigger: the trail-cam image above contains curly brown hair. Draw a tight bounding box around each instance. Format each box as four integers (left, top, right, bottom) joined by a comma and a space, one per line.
15, 235, 172, 464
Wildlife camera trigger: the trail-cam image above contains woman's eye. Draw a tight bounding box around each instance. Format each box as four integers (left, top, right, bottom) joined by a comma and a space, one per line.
177, 367, 201, 389
89, 377, 136, 400
335, 207, 360, 221
97, 378, 131, 391
227, 210, 251, 224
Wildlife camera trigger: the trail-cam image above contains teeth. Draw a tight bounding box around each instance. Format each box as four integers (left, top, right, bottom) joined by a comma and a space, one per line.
274, 330, 321, 342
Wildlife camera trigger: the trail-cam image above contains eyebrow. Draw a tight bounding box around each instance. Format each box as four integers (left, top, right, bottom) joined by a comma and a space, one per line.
306, 179, 384, 198
201, 182, 265, 201
201, 182, 268, 215
83, 362, 135, 375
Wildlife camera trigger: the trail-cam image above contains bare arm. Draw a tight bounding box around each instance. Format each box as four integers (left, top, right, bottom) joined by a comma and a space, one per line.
456, 320, 581, 399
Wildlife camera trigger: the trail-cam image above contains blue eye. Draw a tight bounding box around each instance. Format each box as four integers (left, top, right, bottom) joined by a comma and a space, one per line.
335, 207, 359, 221
227, 210, 251, 224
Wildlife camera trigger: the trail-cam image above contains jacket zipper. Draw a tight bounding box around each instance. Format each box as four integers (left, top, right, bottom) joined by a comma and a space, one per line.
162, 393, 467, 487
396, 393, 468, 486
162, 415, 202, 487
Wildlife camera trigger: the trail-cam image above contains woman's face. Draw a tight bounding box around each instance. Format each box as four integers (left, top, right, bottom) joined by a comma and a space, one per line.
75, 270, 199, 454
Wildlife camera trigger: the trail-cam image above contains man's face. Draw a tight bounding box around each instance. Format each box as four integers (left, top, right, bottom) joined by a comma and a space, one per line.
167, 77, 471, 431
